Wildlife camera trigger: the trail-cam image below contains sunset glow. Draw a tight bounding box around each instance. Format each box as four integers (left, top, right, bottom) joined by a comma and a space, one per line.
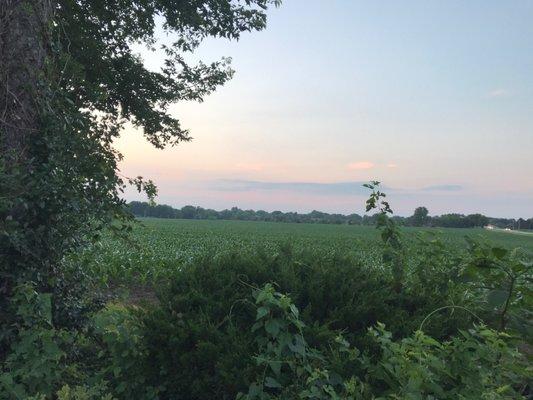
118, 0, 533, 217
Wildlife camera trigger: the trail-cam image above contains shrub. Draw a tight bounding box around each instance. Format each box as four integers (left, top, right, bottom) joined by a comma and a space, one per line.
0, 284, 71, 399
132, 246, 471, 399
240, 285, 532, 399
92, 305, 160, 400
362, 323, 532, 399
0, 284, 109, 399
238, 283, 352, 400
0, 284, 119, 400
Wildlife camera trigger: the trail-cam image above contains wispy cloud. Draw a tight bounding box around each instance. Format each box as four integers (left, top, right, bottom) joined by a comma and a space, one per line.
210, 180, 465, 196
347, 161, 374, 170
387, 163, 398, 168
211, 179, 379, 196
487, 88, 510, 98
421, 185, 463, 192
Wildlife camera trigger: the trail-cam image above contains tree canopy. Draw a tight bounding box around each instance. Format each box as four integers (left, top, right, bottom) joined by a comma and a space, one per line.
410, 206, 429, 227
56, 0, 280, 148
0, 0, 280, 347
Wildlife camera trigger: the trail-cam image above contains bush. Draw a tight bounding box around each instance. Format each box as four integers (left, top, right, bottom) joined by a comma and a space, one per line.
0, 284, 107, 399
0, 284, 118, 400
4, 242, 528, 399
240, 284, 532, 399
0, 284, 71, 399
362, 324, 532, 399
131, 246, 471, 399
92, 305, 160, 399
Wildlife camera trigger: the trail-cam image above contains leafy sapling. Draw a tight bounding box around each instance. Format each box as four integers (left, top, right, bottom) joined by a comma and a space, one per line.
239, 284, 348, 399
364, 181, 405, 292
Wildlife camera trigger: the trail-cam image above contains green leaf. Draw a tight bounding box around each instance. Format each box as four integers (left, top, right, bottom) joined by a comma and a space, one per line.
264, 376, 282, 388
289, 303, 299, 317
268, 361, 282, 376
248, 383, 262, 397
265, 319, 281, 337
256, 306, 269, 320
487, 289, 508, 308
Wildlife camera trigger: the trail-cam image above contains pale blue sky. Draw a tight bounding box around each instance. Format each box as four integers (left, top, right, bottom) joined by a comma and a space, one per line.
119, 0, 533, 217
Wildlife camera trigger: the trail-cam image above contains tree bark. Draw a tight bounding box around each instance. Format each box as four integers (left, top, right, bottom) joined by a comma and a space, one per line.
0, 0, 51, 302
0, 0, 50, 166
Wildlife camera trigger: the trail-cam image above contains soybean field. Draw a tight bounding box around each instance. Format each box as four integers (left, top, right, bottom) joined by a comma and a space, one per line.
77, 218, 533, 285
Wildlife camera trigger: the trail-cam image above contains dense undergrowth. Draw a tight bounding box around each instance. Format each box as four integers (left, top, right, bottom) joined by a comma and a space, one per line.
1, 234, 531, 399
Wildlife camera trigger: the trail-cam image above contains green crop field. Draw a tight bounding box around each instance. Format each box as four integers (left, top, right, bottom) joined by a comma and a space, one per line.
62, 215, 532, 400
77, 218, 533, 284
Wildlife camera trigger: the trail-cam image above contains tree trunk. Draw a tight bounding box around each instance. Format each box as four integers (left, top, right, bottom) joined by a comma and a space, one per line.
0, 0, 51, 302
0, 0, 50, 166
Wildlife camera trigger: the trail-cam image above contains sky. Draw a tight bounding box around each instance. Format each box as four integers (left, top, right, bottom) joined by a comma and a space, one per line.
117, 0, 533, 218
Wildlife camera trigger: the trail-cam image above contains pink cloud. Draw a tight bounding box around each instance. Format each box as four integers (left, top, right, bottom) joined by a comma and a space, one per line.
387, 163, 398, 168
347, 161, 374, 170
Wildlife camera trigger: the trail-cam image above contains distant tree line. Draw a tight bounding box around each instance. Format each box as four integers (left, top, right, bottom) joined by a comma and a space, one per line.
128, 201, 367, 224
127, 201, 532, 230
406, 206, 533, 230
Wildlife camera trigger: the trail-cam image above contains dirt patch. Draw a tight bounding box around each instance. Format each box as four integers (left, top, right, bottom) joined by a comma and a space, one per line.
102, 282, 160, 307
